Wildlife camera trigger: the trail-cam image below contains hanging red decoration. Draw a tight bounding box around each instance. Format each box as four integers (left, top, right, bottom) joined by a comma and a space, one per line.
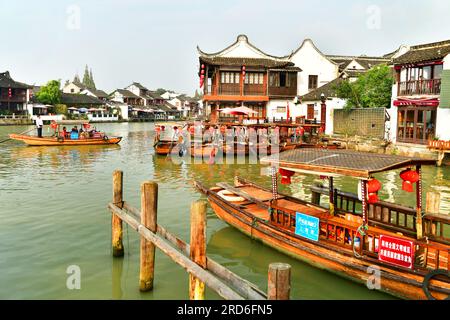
201, 64, 205, 69
296, 127, 305, 136
366, 178, 381, 204
50, 121, 57, 129
367, 178, 381, 193
399, 168, 419, 192
279, 168, 295, 185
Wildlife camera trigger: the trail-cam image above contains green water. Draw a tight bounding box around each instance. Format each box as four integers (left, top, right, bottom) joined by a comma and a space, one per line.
0, 122, 448, 300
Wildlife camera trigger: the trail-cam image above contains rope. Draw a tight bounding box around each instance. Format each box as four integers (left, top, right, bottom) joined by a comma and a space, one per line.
352, 224, 368, 259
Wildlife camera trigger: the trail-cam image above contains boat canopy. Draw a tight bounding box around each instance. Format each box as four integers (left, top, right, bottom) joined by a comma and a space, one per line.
261, 149, 436, 179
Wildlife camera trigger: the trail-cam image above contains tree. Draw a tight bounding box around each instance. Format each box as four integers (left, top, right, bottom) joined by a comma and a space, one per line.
82, 65, 90, 88
73, 74, 81, 85
36, 80, 61, 105
335, 64, 393, 109
89, 68, 96, 89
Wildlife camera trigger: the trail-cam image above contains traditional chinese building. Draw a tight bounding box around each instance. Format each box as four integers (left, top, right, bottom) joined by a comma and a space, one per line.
0, 71, 33, 115
197, 35, 301, 123
388, 40, 450, 144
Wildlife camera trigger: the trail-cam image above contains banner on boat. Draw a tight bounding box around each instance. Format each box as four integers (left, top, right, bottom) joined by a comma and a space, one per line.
378, 235, 415, 269
295, 212, 319, 242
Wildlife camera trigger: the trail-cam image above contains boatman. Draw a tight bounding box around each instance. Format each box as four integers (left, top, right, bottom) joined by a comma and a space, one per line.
35, 115, 43, 138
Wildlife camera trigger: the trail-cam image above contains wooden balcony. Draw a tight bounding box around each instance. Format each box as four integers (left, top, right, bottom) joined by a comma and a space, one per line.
398, 79, 441, 96
268, 86, 297, 97
243, 84, 265, 96
0, 95, 27, 103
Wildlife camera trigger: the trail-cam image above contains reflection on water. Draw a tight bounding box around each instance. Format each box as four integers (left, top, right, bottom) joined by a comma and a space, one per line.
0, 123, 448, 299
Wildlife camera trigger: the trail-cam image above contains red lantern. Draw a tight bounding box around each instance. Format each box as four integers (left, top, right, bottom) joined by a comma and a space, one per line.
367, 178, 381, 204
279, 168, 295, 185
367, 178, 381, 193
189, 126, 194, 134
242, 65, 246, 71
399, 168, 419, 192
8, 88, 12, 98
50, 121, 57, 129
201, 74, 205, 79
201, 64, 205, 69
201, 69, 205, 75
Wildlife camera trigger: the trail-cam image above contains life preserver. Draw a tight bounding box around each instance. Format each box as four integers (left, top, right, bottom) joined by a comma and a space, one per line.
218, 189, 245, 202
422, 269, 450, 300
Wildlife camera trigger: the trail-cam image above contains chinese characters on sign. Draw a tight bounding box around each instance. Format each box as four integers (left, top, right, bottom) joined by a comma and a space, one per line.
378, 235, 415, 269
295, 212, 319, 242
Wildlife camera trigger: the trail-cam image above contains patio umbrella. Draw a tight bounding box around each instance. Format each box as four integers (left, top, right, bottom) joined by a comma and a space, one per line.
219, 106, 258, 116
79, 108, 88, 113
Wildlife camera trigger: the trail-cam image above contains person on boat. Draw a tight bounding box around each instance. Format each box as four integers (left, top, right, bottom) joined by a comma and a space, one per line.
61, 127, 68, 138
70, 126, 79, 140
35, 115, 43, 138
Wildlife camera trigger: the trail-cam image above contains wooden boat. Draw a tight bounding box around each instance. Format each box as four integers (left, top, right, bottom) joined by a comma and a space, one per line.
9, 120, 121, 146
154, 122, 186, 155
195, 149, 450, 300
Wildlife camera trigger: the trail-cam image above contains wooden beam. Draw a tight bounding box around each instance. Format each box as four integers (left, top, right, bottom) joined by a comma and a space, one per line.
189, 201, 207, 300
107, 203, 245, 300
267, 263, 291, 300
112, 170, 124, 257
120, 201, 267, 299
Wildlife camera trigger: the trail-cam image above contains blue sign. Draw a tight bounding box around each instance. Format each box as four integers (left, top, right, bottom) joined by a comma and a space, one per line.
295, 212, 320, 242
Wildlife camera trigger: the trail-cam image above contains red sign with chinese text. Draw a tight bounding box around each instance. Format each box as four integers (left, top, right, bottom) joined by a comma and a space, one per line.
378, 235, 415, 269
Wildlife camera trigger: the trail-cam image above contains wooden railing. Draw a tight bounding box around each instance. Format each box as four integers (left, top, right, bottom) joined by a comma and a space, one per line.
243, 84, 265, 96
218, 84, 240, 95
310, 186, 450, 244
398, 79, 441, 96
269, 202, 449, 272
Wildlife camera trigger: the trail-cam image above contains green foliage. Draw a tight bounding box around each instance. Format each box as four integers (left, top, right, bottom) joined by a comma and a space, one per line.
334, 64, 393, 109
54, 104, 68, 115
82, 65, 96, 89
36, 80, 61, 105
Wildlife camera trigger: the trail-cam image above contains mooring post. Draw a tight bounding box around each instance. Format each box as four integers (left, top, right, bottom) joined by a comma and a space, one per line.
189, 200, 207, 300
425, 191, 441, 236
267, 262, 291, 300
139, 181, 158, 291
112, 170, 124, 257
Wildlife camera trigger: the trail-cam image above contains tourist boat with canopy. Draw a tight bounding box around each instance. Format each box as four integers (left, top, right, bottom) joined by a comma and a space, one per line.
9, 120, 121, 146
195, 149, 450, 299
153, 122, 187, 155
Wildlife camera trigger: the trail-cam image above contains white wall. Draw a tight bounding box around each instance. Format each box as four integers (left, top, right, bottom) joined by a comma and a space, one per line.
436, 108, 450, 140
289, 39, 339, 95
386, 105, 398, 142
63, 83, 82, 94
295, 98, 345, 135
444, 54, 450, 70
266, 99, 295, 120
118, 105, 129, 120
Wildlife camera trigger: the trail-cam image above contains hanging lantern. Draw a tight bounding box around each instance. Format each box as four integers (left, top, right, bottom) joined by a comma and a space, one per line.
201, 69, 205, 75
399, 168, 419, 192
366, 178, 381, 204
296, 127, 305, 136
279, 168, 295, 185
201, 64, 205, 69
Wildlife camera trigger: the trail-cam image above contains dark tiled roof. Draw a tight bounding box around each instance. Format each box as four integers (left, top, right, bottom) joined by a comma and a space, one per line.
60, 93, 105, 105
147, 91, 164, 100
0, 71, 33, 89
131, 82, 147, 90
111, 89, 140, 98
394, 40, 450, 65
261, 148, 435, 179
327, 55, 389, 71
301, 78, 343, 102
84, 88, 108, 98
200, 56, 295, 68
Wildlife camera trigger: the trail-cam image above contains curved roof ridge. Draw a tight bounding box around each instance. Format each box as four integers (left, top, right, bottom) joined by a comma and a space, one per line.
289, 39, 338, 66
197, 34, 290, 62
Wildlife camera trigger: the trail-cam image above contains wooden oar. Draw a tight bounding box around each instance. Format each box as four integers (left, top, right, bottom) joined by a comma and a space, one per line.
0, 127, 35, 144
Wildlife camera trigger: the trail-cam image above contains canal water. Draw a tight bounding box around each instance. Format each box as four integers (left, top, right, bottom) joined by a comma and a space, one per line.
0, 123, 448, 299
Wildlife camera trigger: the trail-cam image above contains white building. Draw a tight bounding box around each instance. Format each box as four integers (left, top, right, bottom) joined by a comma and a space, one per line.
386, 40, 450, 145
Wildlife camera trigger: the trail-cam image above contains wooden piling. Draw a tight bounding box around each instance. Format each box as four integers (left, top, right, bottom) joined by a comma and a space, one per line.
139, 181, 158, 291
189, 200, 207, 300
267, 262, 291, 300
426, 191, 441, 236
112, 170, 124, 257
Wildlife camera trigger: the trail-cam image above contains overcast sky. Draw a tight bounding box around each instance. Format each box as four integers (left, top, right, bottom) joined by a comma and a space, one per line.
1, 0, 449, 95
